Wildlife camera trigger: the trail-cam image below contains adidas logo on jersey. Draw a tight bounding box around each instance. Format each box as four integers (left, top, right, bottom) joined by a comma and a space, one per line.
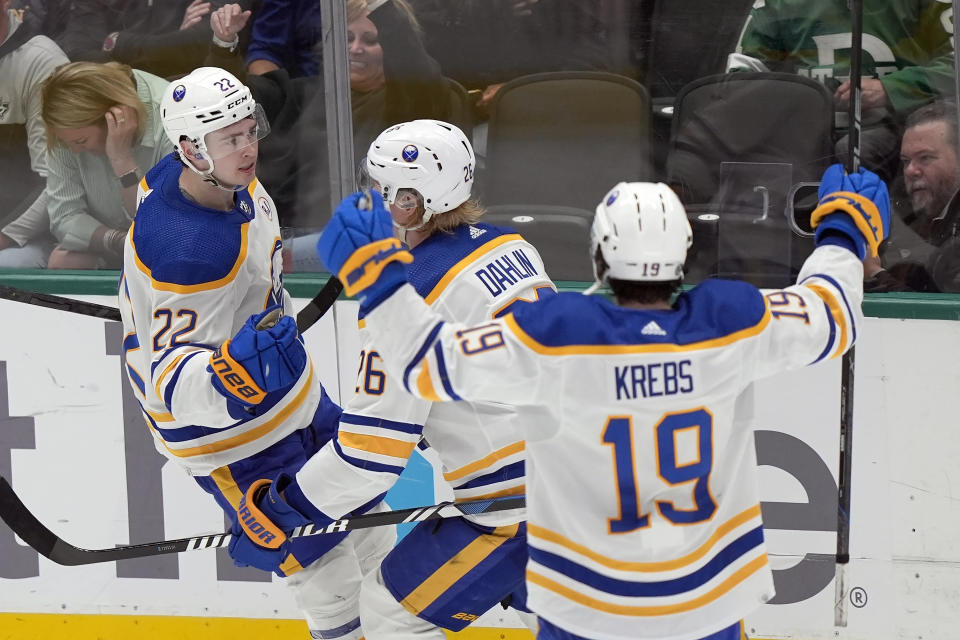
641, 321, 667, 336
469, 226, 486, 239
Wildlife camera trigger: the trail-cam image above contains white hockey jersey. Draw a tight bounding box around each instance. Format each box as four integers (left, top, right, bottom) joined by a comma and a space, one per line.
296, 222, 555, 526
358, 244, 864, 640
119, 153, 326, 476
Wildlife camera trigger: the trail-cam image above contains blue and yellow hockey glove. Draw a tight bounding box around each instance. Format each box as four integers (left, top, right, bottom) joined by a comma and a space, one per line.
228, 474, 335, 575
229, 475, 308, 574
209, 306, 307, 405
810, 164, 891, 260
316, 191, 412, 310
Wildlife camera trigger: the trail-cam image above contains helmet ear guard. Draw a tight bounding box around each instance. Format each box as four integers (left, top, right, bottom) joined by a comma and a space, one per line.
587, 182, 692, 293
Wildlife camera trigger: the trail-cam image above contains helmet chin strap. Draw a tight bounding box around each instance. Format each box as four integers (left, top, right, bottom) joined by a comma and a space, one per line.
183, 153, 245, 192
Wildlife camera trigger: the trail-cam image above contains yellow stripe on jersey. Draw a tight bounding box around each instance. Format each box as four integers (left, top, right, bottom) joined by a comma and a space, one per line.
399, 523, 520, 616
527, 554, 769, 616
338, 432, 418, 459
528, 504, 762, 572
502, 309, 771, 356
155, 353, 189, 399
444, 442, 526, 482
160, 363, 314, 458
424, 234, 525, 305
139, 175, 150, 191
145, 408, 175, 423
805, 283, 849, 357
278, 554, 304, 576
247, 178, 259, 195
416, 359, 442, 402
130, 220, 250, 293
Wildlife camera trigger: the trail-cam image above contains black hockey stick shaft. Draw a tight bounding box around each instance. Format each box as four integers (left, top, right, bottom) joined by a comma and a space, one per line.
0, 475, 523, 566
837, 0, 863, 569
0, 283, 122, 321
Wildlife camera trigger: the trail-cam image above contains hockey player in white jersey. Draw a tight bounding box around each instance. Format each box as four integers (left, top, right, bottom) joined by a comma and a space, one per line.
118, 66, 393, 640
311, 164, 889, 640
229, 119, 553, 638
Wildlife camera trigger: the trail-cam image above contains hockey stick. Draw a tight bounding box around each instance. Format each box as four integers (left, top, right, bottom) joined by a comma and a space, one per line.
0, 475, 524, 566
0, 283, 122, 321
834, 0, 863, 627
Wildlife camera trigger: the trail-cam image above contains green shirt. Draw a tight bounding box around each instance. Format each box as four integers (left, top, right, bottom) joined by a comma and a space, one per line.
737, 0, 955, 113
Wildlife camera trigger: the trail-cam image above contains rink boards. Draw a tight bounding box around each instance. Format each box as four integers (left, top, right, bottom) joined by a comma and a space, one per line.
0, 287, 959, 640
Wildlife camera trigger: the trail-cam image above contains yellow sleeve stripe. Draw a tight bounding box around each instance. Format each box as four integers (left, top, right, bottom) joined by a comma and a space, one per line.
154, 353, 188, 399
806, 283, 848, 357
145, 408, 175, 423
424, 234, 525, 305
810, 191, 885, 256
131, 221, 250, 293
503, 308, 771, 356
277, 554, 304, 576
416, 358, 442, 402
528, 504, 762, 572
161, 363, 314, 458
338, 432, 418, 459
444, 441, 526, 482
527, 553, 768, 617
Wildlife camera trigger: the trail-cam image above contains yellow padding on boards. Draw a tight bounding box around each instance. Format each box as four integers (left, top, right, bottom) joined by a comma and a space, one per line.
0, 614, 543, 639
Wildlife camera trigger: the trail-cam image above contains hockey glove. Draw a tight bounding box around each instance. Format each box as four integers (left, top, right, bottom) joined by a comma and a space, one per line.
229, 475, 309, 574
810, 164, 890, 260
209, 305, 307, 405
316, 191, 412, 309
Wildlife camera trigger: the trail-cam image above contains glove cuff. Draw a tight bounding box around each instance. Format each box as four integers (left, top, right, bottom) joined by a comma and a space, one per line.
810, 191, 885, 257
337, 237, 413, 297
210, 340, 267, 405
238, 479, 287, 549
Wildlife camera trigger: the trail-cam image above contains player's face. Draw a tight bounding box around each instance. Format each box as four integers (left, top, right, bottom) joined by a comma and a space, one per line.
206, 118, 259, 185
388, 188, 424, 228
901, 120, 960, 219
53, 124, 107, 155
347, 14, 384, 93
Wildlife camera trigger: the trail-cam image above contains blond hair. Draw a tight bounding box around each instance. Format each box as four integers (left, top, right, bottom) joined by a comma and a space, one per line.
41, 62, 146, 150
420, 200, 486, 236
347, 0, 420, 35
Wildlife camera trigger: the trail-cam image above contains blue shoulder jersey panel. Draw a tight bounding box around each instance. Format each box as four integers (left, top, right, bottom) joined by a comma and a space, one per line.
133, 153, 255, 288
405, 223, 522, 298
509, 279, 768, 349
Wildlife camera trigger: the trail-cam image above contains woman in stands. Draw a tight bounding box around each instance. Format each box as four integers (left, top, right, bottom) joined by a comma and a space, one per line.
39, 61, 169, 269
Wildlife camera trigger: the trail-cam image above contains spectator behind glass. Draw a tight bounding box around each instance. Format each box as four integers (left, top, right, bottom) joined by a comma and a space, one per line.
864, 101, 960, 292
56, 0, 257, 79
245, 0, 322, 77
39, 61, 169, 269
207, 1, 447, 235
10, 0, 69, 40
0, 0, 68, 269
729, 0, 955, 182
409, 0, 611, 116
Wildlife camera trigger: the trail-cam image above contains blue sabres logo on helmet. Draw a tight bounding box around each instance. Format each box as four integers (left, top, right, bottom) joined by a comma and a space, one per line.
172, 85, 186, 102
401, 145, 419, 162
606, 190, 619, 206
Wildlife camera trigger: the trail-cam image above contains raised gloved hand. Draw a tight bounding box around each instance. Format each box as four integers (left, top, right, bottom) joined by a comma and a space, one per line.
228, 475, 308, 574
810, 164, 891, 260
315, 191, 412, 308
209, 305, 306, 405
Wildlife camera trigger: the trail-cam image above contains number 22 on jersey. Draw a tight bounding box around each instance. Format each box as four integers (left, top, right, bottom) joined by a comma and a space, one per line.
603, 408, 717, 534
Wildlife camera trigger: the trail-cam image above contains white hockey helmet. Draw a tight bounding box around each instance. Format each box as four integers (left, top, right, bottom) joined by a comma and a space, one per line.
589, 182, 692, 287
363, 119, 475, 224
160, 67, 269, 185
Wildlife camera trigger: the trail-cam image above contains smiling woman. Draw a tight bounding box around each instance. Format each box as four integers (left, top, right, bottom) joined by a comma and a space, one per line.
36, 61, 170, 270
